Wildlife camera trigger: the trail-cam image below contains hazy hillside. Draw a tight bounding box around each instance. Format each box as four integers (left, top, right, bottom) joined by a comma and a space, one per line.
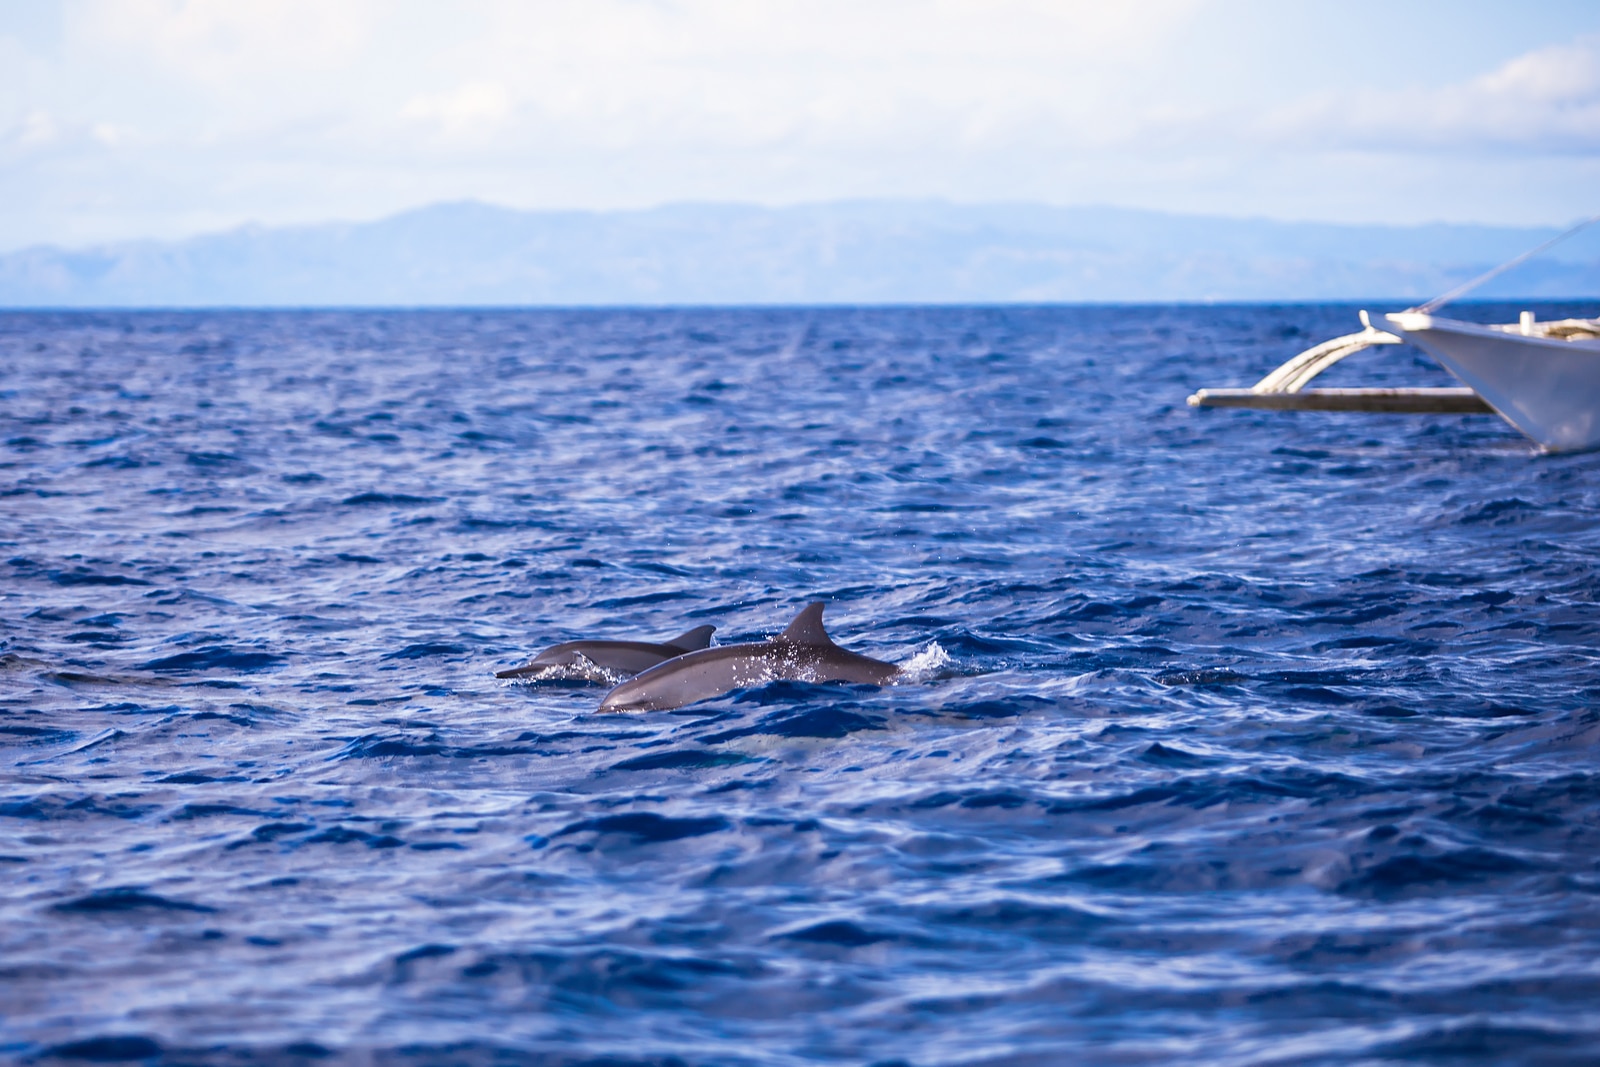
1, 201, 1595, 307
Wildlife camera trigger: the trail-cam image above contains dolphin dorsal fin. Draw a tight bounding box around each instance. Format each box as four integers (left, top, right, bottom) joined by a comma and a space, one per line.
664, 624, 716, 651
778, 602, 833, 646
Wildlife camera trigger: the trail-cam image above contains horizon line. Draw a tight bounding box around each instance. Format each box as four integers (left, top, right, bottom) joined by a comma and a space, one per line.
2, 297, 1592, 314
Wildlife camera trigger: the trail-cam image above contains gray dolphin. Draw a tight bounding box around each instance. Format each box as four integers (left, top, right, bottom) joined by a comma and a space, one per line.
598, 602, 899, 712
495, 624, 716, 679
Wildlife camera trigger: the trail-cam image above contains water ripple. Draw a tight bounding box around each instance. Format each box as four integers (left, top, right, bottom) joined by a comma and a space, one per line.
3, 305, 1600, 1064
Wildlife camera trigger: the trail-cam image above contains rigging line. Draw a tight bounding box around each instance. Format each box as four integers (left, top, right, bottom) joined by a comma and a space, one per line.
1414, 211, 1600, 315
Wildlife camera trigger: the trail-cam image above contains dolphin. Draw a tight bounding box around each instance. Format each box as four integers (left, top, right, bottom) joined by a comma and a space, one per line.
598, 602, 899, 712
495, 624, 716, 679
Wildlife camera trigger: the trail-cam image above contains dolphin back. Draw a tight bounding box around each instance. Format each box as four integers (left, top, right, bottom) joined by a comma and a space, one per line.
497, 620, 716, 679
664, 624, 716, 652
599, 645, 760, 712
777, 602, 833, 646
599, 602, 899, 711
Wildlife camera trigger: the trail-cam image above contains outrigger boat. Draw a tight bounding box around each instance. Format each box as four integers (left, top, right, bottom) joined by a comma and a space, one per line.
1188, 214, 1600, 451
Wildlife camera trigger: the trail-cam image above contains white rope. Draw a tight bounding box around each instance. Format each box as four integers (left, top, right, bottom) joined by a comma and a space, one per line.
1414, 212, 1600, 314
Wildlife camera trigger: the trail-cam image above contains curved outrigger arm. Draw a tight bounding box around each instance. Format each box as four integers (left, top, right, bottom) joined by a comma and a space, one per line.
1249, 313, 1401, 393
1187, 310, 1493, 414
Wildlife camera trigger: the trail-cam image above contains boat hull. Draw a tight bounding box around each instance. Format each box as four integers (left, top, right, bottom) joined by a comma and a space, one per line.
1385, 312, 1600, 451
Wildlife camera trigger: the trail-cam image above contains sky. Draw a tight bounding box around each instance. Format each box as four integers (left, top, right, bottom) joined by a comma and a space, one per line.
2, 0, 1599, 252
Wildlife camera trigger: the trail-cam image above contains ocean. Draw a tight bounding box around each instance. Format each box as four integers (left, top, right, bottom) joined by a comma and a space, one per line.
3, 304, 1599, 1065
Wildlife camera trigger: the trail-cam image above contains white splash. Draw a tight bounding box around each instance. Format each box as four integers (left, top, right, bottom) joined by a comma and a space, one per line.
498, 653, 629, 687
898, 641, 953, 683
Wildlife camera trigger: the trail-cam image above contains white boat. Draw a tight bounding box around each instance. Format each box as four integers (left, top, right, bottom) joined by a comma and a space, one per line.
1188, 212, 1600, 451
1382, 311, 1600, 451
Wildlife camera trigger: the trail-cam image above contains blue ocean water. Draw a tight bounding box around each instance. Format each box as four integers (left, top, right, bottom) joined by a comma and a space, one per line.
3, 304, 1599, 1066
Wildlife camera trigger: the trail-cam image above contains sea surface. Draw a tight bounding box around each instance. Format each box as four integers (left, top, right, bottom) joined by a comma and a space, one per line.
3, 304, 1599, 1066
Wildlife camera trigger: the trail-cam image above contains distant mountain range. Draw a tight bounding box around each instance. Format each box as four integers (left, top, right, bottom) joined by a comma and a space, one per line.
1, 200, 1596, 307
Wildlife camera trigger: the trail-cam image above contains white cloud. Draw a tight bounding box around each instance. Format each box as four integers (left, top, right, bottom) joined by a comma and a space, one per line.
1259, 34, 1600, 153
57, 0, 1207, 152
400, 83, 514, 137
89, 121, 129, 146
72, 0, 379, 82
0, 109, 132, 159
15, 111, 59, 148
1481, 35, 1600, 102
2, 0, 1599, 249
